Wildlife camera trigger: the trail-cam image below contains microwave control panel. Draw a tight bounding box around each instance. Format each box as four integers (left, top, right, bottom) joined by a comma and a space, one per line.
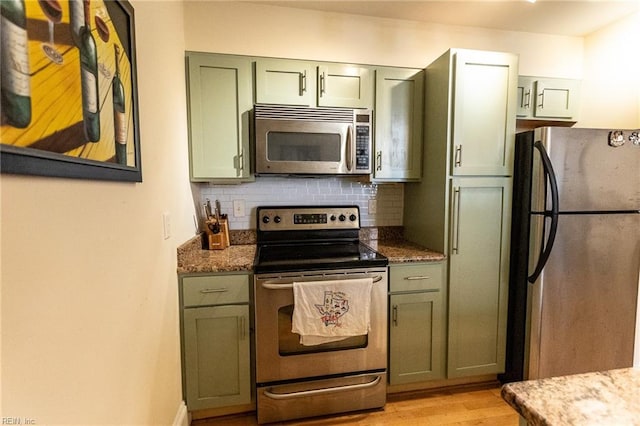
354, 111, 371, 171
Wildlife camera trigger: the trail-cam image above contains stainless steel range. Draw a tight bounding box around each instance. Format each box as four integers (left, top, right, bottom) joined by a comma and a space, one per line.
253, 206, 389, 424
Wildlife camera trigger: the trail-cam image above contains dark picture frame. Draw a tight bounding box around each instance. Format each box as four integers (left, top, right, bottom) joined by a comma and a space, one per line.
1, 0, 142, 182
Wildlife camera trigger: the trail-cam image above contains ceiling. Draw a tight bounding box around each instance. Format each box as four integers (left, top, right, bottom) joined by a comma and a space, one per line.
250, 1, 640, 37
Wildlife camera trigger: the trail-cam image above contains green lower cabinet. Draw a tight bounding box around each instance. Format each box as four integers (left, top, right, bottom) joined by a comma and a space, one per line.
388, 263, 446, 385
180, 273, 252, 412
183, 305, 251, 410
447, 177, 511, 378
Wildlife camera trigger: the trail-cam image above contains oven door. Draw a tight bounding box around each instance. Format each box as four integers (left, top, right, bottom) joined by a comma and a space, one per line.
254, 268, 388, 384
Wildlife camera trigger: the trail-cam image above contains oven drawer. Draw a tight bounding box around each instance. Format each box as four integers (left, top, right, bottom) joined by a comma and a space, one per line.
389, 262, 444, 293
182, 274, 249, 307
257, 372, 386, 424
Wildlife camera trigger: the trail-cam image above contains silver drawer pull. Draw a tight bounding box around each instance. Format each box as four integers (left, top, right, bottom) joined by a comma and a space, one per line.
404, 276, 431, 281
262, 275, 383, 290
199, 288, 228, 294
263, 375, 381, 400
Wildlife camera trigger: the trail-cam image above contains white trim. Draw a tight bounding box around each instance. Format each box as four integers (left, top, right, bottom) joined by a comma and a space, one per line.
172, 400, 189, 426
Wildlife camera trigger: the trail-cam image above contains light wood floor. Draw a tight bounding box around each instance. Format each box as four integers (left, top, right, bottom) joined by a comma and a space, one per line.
193, 383, 519, 425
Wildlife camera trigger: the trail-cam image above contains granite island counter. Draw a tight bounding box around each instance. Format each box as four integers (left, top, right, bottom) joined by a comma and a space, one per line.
501, 368, 640, 426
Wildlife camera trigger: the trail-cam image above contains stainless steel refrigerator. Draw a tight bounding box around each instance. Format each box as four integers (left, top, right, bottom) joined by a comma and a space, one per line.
501, 127, 640, 383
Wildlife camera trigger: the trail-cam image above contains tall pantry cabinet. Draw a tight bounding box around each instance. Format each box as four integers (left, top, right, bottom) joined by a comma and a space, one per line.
404, 49, 518, 379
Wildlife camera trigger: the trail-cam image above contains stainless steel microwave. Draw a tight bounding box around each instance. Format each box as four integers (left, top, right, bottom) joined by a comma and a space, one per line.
254, 105, 372, 175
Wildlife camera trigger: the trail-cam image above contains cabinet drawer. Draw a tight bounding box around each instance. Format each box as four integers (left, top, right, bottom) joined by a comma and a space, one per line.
182, 274, 249, 307
390, 263, 444, 293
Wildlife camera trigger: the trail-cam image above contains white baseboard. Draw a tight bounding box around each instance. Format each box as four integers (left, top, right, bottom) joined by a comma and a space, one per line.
172, 400, 189, 426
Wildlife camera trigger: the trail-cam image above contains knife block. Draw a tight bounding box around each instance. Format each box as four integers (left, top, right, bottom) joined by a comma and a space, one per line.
205, 217, 230, 250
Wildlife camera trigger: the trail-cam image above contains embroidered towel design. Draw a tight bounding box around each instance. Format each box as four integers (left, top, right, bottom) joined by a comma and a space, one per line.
315, 290, 349, 326
292, 278, 373, 346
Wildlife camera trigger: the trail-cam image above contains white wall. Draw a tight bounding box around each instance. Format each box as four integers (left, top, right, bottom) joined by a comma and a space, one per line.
580, 13, 640, 128
1, 1, 194, 424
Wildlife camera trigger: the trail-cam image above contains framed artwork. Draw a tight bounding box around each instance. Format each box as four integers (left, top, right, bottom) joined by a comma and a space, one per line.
1, 0, 142, 182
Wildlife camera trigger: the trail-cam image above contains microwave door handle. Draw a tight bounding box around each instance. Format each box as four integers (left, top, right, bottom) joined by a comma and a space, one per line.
346, 125, 353, 172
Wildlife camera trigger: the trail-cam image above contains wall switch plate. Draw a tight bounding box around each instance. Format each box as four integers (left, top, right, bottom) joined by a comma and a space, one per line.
368, 199, 377, 214
162, 212, 171, 240
233, 200, 245, 217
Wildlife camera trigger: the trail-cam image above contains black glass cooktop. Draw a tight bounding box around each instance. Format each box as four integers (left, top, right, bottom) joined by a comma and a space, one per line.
254, 241, 388, 274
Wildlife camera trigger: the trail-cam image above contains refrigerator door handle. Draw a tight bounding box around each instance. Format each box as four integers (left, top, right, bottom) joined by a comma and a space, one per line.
528, 141, 560, 284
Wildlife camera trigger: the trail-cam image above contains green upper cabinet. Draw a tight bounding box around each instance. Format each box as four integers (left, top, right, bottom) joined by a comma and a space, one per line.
255, 59, 316, 106
447, 177, 511, 378
186, 52, 253, 182
373, 67, 424, 182
317, 63, 373, 108
517, 76, 581, 121
452, 49, 518, 176
254, 58, 374, 109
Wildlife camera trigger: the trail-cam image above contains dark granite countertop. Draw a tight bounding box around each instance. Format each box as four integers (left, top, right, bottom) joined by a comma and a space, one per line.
177, 228, 445, 274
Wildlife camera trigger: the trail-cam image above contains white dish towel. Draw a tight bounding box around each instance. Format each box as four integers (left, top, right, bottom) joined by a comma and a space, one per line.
292, 277, 373, 346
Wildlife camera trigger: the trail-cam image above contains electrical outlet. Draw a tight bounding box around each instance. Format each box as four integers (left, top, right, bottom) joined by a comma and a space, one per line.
162, 212, 171, 240
233, 200, 245, 217
368, 199, 377, 214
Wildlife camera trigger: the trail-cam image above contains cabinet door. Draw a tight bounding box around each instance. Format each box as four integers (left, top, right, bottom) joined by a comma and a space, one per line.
447, 177, 511, 378
533, 78, 581, 120
255, 59, 316, 106
183, 305, 251, 410
373, 68, 424, 181
516, 76, 535, 118
186, 53, 252, 182
389, 291, 445, 384
317, 64, 373, 109
452, 50, 518, 176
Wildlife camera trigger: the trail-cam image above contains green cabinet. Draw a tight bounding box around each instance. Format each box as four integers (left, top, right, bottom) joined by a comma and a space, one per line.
179, 273, 252, 411
404, 48, 517, 381
186, 52, 253, 182
451, 49, 518, 176
255, 59, 316, 106
447, 178, 511, 378
388, 263, 446, 385
373, 68, 424, 182
517, 76, 580, 121
255, 58, 373, 109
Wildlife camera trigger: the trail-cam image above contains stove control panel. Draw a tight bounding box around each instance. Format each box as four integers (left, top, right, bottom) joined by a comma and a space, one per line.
258, 206, 360, 231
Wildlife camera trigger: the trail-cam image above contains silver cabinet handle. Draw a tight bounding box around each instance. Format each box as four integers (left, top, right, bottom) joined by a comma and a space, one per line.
392, 305, 398, 326
404, 276, 431, 281
319, 71, 326, 95
300, 70, 307, 95
538, 91, 545, 109
199, 288, 228, 294
454, 145, 462, 167
523, 89, 531, 109
239, 316, 246, 340
237, 150, 244, 172
263, 375, 381, 400
452, 186, 461, 254
376, 151, 382, 171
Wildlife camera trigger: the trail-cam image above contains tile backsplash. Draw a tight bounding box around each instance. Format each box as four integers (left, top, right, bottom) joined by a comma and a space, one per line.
198, 176, 404, 230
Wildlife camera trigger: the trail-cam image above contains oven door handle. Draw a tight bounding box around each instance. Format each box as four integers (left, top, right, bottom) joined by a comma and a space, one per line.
261, 274, 384, 289
263, 375, 381, 400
